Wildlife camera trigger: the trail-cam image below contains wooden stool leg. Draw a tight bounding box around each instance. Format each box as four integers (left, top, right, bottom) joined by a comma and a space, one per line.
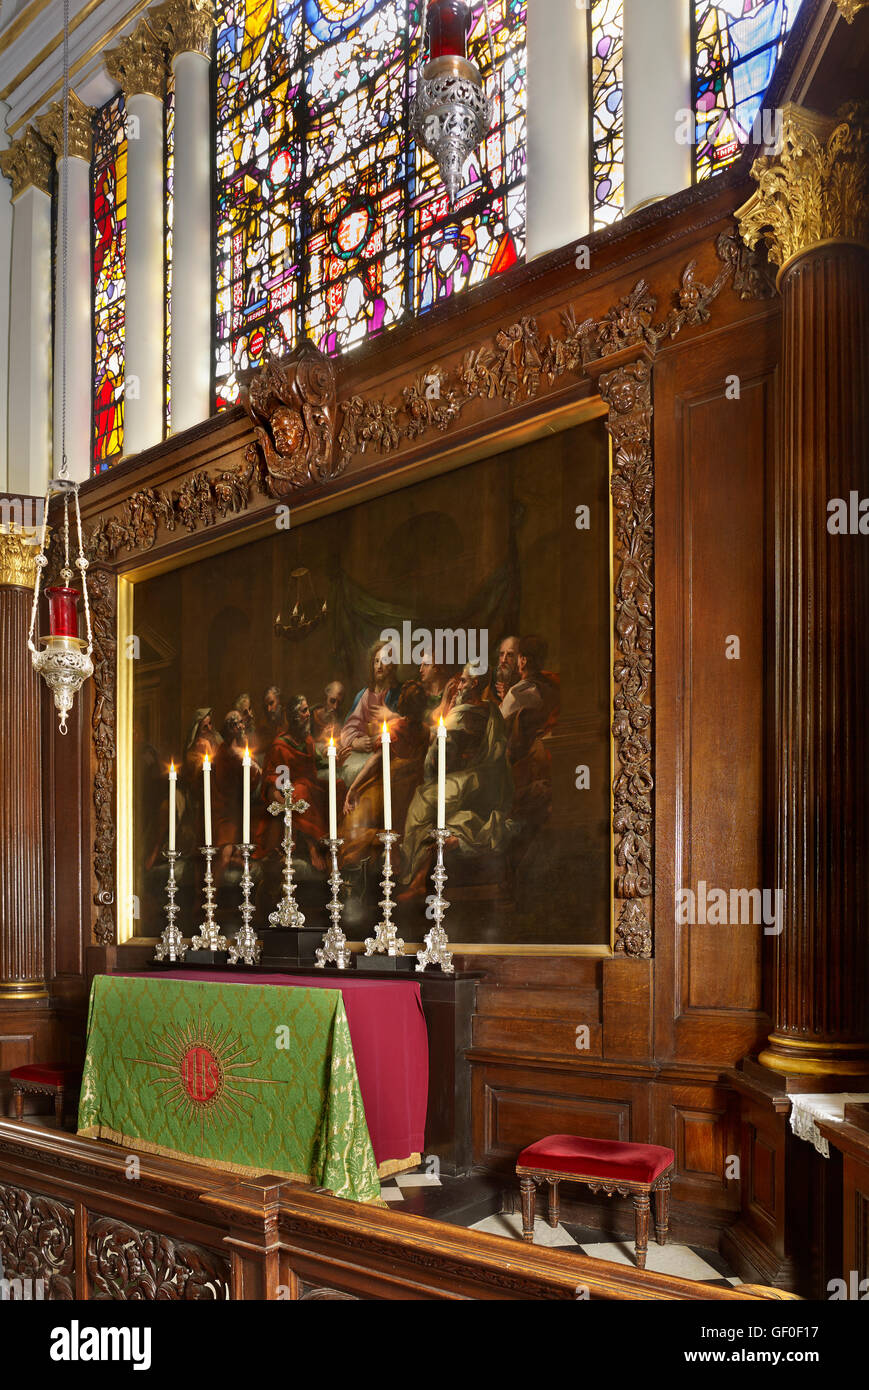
13, 1087, 24, 1121
54, 1086, 65, 1128
654, 1177, 670, 1246
547, 1177, 560, 1228
519, 1177, 537, 1242
633, 1192, 650, 1269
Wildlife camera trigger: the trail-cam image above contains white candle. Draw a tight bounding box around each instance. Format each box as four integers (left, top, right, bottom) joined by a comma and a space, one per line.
203, 752, 212, 847
381, 722, 392, 831
168, 761, 177, 852
437, 716, 447, 830
242, 745, 251, 844
327, 736, 338, 840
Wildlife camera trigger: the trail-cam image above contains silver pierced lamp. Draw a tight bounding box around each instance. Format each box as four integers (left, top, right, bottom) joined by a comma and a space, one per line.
412, 0, 498, 206
28, 480, 93, 735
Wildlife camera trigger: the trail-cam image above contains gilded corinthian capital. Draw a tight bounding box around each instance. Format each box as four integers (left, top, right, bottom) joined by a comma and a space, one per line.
0, 127, 53, 198
0, 527, 41, 589
834, 0, 868, 20
36, 90, 94, 163
736, 103, 869, 276
104, 19, 166, 99
150, 0, 216, 59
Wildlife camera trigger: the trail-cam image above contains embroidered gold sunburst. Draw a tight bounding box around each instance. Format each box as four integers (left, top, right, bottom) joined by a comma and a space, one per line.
133, 1011, 278, 1139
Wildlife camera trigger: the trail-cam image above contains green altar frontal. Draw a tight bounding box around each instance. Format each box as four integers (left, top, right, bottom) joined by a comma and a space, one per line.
78, 974, 381, 1204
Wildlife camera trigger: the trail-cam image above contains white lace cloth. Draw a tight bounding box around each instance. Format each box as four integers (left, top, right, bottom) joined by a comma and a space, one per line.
789, 1093, 869, 1158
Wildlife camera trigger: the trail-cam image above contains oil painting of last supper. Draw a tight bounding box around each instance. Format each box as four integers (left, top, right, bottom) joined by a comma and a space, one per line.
130, 419, 612, 949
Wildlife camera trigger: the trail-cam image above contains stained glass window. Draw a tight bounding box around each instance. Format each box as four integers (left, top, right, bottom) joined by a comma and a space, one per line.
694, 0, 803, 180
91, 95, 127, 471
214, 0, 527, 408
590, 0, 624, 228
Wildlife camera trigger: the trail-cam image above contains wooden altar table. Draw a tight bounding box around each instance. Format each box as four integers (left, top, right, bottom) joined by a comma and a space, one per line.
78, 972, 428, 1203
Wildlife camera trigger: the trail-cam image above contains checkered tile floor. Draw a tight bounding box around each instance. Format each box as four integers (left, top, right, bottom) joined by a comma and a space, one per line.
380, 1168, 741, 1288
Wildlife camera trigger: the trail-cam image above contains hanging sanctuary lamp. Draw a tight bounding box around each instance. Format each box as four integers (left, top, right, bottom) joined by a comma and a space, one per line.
412, 0, 498, 205
27, 0, 93, 735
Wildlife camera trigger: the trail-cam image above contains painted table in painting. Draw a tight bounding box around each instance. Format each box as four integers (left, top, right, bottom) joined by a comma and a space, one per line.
78, 973, 427, 1203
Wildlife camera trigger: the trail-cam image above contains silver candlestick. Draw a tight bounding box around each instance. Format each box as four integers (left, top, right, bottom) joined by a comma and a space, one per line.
267, 783, 309, 928
316, 837, 352, 970
155, 849, 188, 962
364, 830, 405, 957
228, 843, 261, 965
191, 845, 228, 953
416, 827, 454, 974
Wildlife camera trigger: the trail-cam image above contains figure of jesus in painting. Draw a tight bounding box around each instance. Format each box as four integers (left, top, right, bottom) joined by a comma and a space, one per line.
337, 640, 403, 787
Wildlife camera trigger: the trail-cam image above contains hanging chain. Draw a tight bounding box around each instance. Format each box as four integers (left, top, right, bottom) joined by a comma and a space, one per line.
75, 488, 93, 656
59, 0, 70, 480
27, 483, 53, 654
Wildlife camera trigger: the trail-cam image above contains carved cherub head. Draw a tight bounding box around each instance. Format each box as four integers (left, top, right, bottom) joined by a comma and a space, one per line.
272, 405, 305, 459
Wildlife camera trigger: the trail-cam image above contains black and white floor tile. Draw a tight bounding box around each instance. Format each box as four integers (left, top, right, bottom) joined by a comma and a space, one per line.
381, 1169, 741, 1288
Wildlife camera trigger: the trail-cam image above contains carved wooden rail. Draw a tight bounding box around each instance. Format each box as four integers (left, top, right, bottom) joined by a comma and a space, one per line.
0, 1120, 796, 1301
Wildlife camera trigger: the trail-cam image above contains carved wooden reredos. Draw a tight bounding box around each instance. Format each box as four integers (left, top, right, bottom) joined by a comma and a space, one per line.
77, 211, 774, 961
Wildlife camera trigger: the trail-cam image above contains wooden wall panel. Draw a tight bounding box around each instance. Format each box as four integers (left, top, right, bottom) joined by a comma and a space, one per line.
653, 311, 779, 1066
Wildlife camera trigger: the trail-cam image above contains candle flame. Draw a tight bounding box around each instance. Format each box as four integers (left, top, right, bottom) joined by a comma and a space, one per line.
169, 760, 175, 775
438, 715, 446, 728
244, 744, 250, 759
203, 752, 210, 769
328, 735, 335, 749
381, 721, 387, 736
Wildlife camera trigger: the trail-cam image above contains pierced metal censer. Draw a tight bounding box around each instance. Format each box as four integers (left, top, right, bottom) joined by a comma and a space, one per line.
412, 0, 498, 206
268, 783, 309, 929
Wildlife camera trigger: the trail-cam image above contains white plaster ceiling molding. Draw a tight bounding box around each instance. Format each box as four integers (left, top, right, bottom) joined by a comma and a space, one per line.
0, 0, 135, 138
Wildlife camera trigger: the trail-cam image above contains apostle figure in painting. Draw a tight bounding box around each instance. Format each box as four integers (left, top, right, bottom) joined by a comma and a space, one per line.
418, 652, 452, 722
500, 635, 561, 831
484, 634, 521, 705
256, 694, 331, 871
399, 665, 514, 897
255, 685, 288, 755
341, 681, 430, 868
338, 641, 403, 787
233, 692, 256, 743
212, 710, 261, 884
312, 680, 346, 747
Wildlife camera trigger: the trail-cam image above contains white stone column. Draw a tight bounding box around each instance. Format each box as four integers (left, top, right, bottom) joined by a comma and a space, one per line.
106, 21, 167, 456
526, 0, 591, 259
37, 94, 93, 484
623, 0, 692, 214
0, 127, 54, 496
151, 0, 216, 433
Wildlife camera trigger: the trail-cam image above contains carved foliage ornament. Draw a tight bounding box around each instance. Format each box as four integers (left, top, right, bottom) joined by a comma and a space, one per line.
89, 569, 117, 946
0, 526, 41, 587
834, 0, 869, 20
104, 19, 167, 100
0, 127, 53, 199
87, 1215, 230, 1299
36, 90, 94, 164
737, 102, 869, 272
150, 0, 216, 59
0, 1182, 75, 1298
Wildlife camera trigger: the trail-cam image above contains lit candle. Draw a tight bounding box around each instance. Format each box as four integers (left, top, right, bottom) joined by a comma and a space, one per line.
203, 752, 212, 847
242, 745, 251, 844
168, 761, 177, 852
437, 716, 447, 830
327, 735, 338, 840
381, 722, 392, 832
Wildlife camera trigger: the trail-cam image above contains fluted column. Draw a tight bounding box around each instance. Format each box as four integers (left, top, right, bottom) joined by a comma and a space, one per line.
105, 20, 167, 456
623, 0, 692, 214
737, 103, 869, 1077
0, 529, 46, 1002
0, 127, 54, 497
525, 0, 590, 259
37, 92, 94, 484
151, 0, 215, 433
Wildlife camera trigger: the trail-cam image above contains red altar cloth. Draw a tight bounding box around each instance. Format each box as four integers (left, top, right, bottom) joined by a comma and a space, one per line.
125, 972, 429, 1174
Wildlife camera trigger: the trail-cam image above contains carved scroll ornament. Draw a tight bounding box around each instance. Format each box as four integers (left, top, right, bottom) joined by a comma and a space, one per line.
0, 1182, 75, 1298
87, 1215, 230, 1299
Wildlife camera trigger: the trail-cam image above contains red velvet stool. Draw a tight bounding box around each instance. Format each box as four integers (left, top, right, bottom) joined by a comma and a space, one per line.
9, 1065, 81, 1128
516, 1135, 675, 1269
